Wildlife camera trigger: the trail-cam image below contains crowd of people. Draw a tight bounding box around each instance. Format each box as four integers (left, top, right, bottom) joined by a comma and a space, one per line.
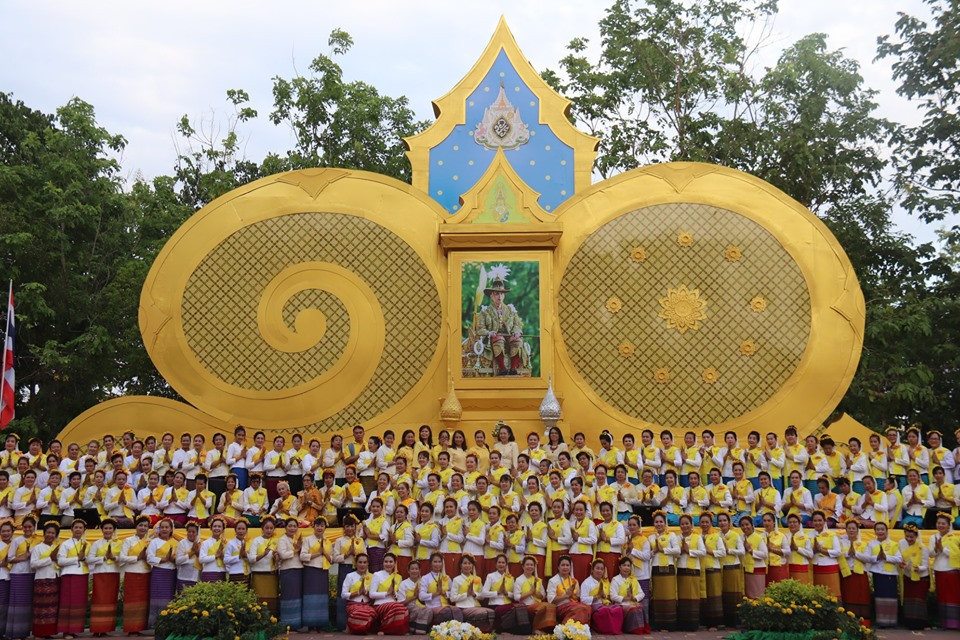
0, 422, 956, 638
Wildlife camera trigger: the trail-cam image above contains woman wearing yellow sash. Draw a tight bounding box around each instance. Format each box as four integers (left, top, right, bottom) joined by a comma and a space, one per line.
482, 553, 530, 633
387, 503, 414, 578
581, 558, 621, 633
449, 554, 496, 631
784, 513, 813, 584
739, 516, 767, 599
146, 518, 176, 627
56, 518, 88, 638
676, 514, 706, 631
299, 517, 333, 631
400, 558, 432, 633
224, 519, 250, 585
198, 516, 228, 582
87, 518, 121, 635
247, 515, 280, 616
0, 521, 13, 635
717, 512, 744, 628
698, 512, 725, 629
160, 471, 189, 527
241, 473, 268, 527
29, 521, 60, 639
332, 514, 365, 631
515, 555, 555, 632
610, 555, 649, 634
414, 503, 441, 576
838, 520, 871, 624
342, 552, 377, 634
216, 473, 245, 526
568, 501, 597, 583
760, 513, 788, 585
369, 552, 410, 634
929, 512, 960, 630
865, 521, 901, 627
525, 501, 549, 579
419, 552, 463, 625
899, 523, 930, 630
595, 502, 625, 579
649, 510, 679, 630
547, 555, 592, 624
809, 510, 841, 598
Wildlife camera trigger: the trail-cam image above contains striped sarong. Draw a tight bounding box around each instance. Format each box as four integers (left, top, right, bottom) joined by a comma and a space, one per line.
813, 564, 841, 599
302, 566, 330, 629
346, 601, 377, 634
407, 603, 433, 633
6, 573, 33, 640
555, 601, 590, 626
903, 577, 929, 630
651, 566, 677, 631
528, 602, 556, 632
744, 568, 766, 599
148, 566, 177, 628
252, 571, 279, 616
495, 602, 531, 634
0, 579, 9, 635
722, 565, 744, 628
90, 572, 120, 633
702, 567, 723, 628
375, 601, 409, 634
622, 603, 648, 634
200, 570, 225, 583
279, 568, 303, 630
677, 568, 701, 631
840, 573, 871, 625
936, 570, 960, 630
33, 577, 60, 637
122, 572, 150, 633
590, 603, 623, 634
228, 572, 249, 586
58, 573, 90, 633
460, 606, 496, 632
639, 577, 651, 623
872, 573, 899, 628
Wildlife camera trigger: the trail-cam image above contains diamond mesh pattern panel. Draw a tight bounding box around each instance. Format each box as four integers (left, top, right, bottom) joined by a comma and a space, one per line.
558, 203, 810, 428
181, 213, 441, 431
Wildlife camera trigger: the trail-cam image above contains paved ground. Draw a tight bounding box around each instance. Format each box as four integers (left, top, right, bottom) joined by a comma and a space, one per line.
91, 631, 957, 640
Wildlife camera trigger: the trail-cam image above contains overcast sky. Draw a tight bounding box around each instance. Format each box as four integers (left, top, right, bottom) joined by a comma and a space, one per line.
2, 0, 945, 242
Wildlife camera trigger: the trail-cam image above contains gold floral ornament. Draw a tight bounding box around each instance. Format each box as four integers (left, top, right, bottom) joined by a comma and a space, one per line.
657, 284, 707, 334
725, 246, 743, 261
750, 296, 767, 312
654, 368, 670, 383
618, 341, 635, 357
630, 247, 647, 263
702, 367, 719, 384
606, 296, 623, 313
740, 340, 757, 356
677, 231, 694, 247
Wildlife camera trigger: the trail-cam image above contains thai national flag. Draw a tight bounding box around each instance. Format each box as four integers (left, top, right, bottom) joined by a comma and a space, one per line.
0, 282, 13, 429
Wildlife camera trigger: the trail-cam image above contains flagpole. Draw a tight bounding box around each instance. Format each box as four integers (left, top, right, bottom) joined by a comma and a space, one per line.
0, 280, 9, 414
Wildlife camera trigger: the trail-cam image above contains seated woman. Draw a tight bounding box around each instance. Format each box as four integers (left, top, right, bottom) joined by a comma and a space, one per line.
369, 552, 410, 635
781, 471, 814, 527
610, 556, 649, 635
481, 554, 531, 633
581, 558, 622, 634
813, 477, 842, 528
448, 555, 495, 632
419, 552, 463, 625
850, 476, 887, 529
399, 560, 432, 634
341, 552, 377, 635
514, 555, 556, 633
547, 555, 592, 625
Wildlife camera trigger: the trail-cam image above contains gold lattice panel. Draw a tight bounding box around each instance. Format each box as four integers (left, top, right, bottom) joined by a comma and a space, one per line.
558, 203, 810, 428
181, 213, 441, 431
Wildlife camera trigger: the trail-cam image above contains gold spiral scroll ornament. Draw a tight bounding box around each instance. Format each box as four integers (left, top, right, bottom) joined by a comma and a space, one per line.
139, 169, 446, 430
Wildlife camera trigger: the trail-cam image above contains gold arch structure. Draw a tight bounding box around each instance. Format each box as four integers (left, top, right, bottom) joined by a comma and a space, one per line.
59, 20, 866, 447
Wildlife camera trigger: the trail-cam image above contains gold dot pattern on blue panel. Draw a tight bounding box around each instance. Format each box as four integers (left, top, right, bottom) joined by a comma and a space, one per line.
558, 203, 811, 428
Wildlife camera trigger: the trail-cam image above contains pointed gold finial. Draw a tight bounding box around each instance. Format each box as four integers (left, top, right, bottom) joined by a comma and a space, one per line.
440, 380, 462, 424
539, 375, 561, 428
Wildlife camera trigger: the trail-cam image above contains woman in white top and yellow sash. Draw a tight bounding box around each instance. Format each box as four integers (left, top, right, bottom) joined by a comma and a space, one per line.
56, 519, 89, 638
448, 554, 495, 632
87, 518, 121, 635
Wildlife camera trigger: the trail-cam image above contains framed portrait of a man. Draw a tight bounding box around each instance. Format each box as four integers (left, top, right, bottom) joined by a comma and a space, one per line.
449, 251, 552, 388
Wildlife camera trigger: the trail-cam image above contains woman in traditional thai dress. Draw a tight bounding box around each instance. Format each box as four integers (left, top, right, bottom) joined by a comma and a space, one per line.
610, 555, 649, 635
524, 501, 549, 578
581, 558, 622, 633
717, 512, 744, 627
400, 559, 432, 633
333, 515, 365, 630
865, 521, 901, 628
738, 516, 768, 599
362, 496, 388, 572
760, 513, 787, 585
899, 523, 931, 630
546, 498, 572, 577
595, 501, 626, 579
277, 517, 305, 631
482, 554, 531, 633
146, 518, 177, 627
929, 512, 960, 630
448, 555, 496, 631
342, 552, 377, 634
439, 497, 465, 578
698, 512, 725, 629
160, 471, 189, 527
648, 511, 679, 630
547, 555, 592, 625
784, 513, 813, 584
387, 502, 414, 578
675, 514, 706, 631
29, 522, 60, 639
838, 520, 871, 624
241, 472, 268, 527
809, 510, 842, 598
6, 516, 38, 640
503, 513, 527, 578
414, 502, 441, 576
119, 515, 152, 633
87, 518, 122, 635
568, 500, 597, 583
198, 516, 227, 582
224, 519, 250, 585
217, 473, 245, 526
299, 517, 333, 631
0, 521, 15, 636
515, 555, 555, 632
369, 552, 410, 634
622, 516, 651, 624
419, 552, 463, 624
56, 518, 89, 638
247, 515, 280, 616
175, 521, 201, 592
